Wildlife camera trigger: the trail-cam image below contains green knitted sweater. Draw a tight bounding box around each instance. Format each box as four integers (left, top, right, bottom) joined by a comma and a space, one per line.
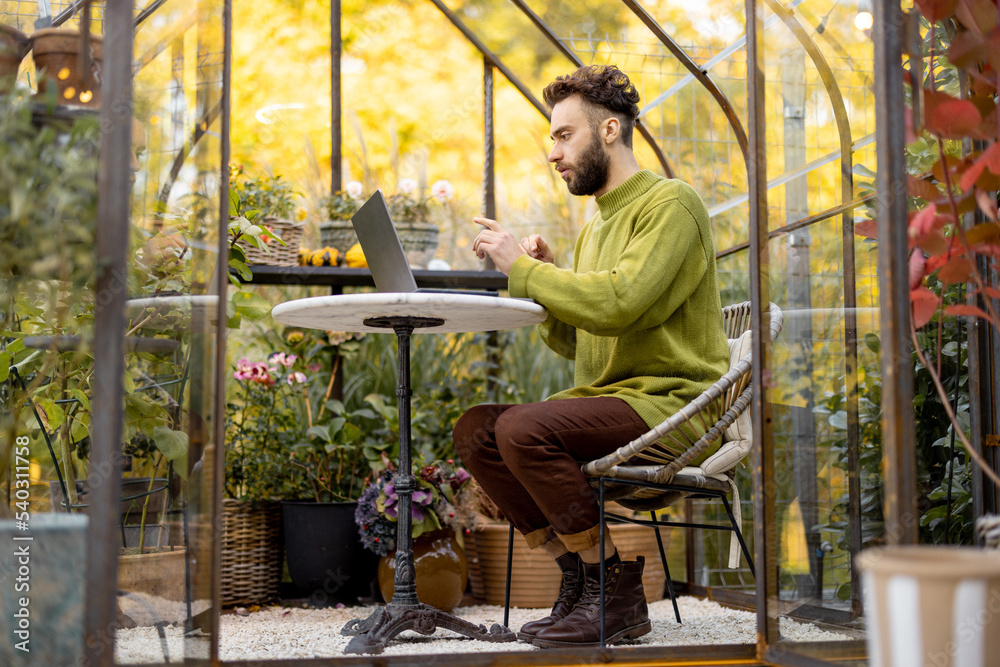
507, 169, 730, 461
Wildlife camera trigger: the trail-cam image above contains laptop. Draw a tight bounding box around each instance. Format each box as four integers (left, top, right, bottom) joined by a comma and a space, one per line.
351, 190, 498, 296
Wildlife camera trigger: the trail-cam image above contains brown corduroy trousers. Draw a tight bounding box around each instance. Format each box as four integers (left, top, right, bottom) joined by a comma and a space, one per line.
453, 397, 649, 552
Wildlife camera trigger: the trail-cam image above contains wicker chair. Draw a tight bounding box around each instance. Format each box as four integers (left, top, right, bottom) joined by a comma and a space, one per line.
502, 301, 783, 637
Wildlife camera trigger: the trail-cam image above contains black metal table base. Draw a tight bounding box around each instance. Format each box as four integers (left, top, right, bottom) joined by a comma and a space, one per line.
340, 315, 516, 654
341, 602, 516, 654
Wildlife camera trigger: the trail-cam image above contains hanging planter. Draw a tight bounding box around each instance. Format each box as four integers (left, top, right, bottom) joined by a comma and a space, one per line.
29, 28, 102, 107
0, 25, 29, 93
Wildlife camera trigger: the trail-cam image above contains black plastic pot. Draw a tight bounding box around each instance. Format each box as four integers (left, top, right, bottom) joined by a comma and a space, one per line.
281, 501, 379, 605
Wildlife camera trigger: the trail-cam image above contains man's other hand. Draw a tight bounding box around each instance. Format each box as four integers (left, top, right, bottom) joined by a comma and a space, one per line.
472, 217, 526, 276
520, 234, 554, 265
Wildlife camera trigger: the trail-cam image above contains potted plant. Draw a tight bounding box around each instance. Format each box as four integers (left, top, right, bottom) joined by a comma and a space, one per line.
29, 27, 103, 107
317, 184, 363, 257
229, 164, 304, 267
272, 327, 391, 604
318, 178, 449, 268
221, 345, 310, 605
355, 458, 475, 612
0, 24, 28, 93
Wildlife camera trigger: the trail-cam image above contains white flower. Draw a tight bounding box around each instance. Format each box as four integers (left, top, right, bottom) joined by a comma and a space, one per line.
431, 179, 454, 202
398, 178, 418, 195
346, 181, 364, 199
287, 371, 307, 385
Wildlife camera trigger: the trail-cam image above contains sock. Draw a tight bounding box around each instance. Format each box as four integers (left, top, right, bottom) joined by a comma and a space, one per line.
555, 551, 580, 573
603, 548, 621, 573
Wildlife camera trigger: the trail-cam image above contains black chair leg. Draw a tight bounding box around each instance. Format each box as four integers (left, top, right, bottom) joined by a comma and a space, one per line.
650, 510, 681, 624
721, 495, 755, 578
504, 523, 514, 629
598, 478, 606, 648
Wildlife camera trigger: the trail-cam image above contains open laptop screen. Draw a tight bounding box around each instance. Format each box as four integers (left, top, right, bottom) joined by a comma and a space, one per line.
351, 191, 498, 296
350, 191, 419, 293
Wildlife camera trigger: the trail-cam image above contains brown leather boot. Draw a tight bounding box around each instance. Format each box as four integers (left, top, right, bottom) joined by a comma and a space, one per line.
517, 553, 583, 641
531, 556, 651, 647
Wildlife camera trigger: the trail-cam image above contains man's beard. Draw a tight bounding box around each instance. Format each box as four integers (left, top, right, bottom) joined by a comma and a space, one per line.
563, 132, 610, 196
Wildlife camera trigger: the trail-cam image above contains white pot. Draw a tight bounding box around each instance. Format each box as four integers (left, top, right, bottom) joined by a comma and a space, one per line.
858, 545, 1000, 667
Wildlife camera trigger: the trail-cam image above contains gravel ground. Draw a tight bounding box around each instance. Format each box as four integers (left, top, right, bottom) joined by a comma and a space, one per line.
115, 596, 852, 663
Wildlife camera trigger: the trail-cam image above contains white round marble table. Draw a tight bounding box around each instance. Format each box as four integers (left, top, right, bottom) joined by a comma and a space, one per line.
271, 292, 546, 654
271, 292, 545, 335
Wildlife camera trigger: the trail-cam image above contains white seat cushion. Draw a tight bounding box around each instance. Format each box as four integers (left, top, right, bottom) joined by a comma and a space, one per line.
699, 329, 753, 476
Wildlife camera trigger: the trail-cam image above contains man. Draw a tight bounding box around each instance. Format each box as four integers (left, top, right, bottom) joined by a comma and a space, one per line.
455, 64, 729, 647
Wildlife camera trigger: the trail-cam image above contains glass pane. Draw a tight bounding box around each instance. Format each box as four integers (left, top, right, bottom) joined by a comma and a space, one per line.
114, 0, 227, 662
1, 3, 101, 662
758, 0, 879, 660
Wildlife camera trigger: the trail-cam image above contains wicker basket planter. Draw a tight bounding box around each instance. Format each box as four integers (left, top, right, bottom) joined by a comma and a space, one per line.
220, 499, 282, 606
465, 521, 666, 608
29, 28, 103, 107
237, 217, 304, 267
0, 25, 28, 93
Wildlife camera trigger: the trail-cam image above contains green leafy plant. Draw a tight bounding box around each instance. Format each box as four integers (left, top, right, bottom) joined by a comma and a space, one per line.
854, 0, 1000, 494
229, 163, 298, 220
319, 190, 362, 221
224, 351, 309, 501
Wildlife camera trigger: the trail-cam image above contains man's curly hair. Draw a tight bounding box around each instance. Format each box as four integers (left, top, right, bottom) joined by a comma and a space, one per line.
542, 65, 640, 147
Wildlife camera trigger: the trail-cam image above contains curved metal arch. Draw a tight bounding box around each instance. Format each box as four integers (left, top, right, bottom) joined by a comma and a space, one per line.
621, 0, 749, 168
427, 0, 549, 120
506, 0, 674, 178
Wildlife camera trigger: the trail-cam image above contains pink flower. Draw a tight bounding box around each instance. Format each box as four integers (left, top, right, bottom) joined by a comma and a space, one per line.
431, 180, 453, 202
234, 358, 255, 380
399, 178, 418, 195
287, 371, 307, 385
346, 181, 364, 199
270, 352, 297, 368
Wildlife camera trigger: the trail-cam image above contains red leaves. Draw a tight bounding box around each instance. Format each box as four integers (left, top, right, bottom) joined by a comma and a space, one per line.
908, 175, 941, 202
909, 251, 926, 289
908, 203, 951, 253
959, 142, 1000, 191
944, 303, 991, 319
911, 287, 941, 329
854, 219, 879, 240
915, 0, 959, 21
955, 0, 998, 35
937, 255, 975, 284
925, 91, 982, 139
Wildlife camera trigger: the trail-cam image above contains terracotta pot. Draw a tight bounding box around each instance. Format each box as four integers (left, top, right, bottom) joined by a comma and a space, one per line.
29, 28, 103, 107
466, 521, 667, 608
0, 25, 28, 92
378, 528, 468, 612
859, 545, 1000, 667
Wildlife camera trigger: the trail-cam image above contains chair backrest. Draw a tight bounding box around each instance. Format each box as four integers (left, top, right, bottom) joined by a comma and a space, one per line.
582, 302, 783, 484
697, 302, 759, 475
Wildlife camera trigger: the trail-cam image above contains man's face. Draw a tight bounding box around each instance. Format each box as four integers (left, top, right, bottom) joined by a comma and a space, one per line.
130, 117, 147, 185
548, 95, 610, 197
